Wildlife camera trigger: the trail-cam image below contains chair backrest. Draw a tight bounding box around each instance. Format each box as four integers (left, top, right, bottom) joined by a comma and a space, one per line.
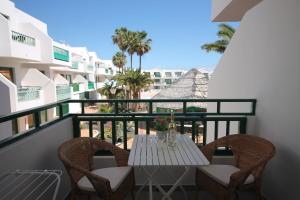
220, 134, 275, 170
58, 138, 94, 184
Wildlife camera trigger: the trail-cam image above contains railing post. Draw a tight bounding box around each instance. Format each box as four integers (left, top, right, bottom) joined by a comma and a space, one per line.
216, 101, 221, 114
226, 120, 230, 136
239, 118, 247, 134
203, 120, 207, 145
81, 102, 85, 114
214, 121, 219, 140
192, 121, 196, 142
100, 121, 105, 140
123, 120, 127, 150
73, 117, 80, 138
146, 120, 150, 135
112, 120, 116, 145
58, 104, 63, 118
135, 120, 139, 135
34, 112, 41, 128
149, 101, 153, 114
183, 101, 187, 114
89, 121, 93, 137
180, 120, 184, 134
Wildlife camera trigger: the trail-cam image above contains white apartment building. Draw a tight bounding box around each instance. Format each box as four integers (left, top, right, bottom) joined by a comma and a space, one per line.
0, 0, 116, 136
143, 69, 187, 90
144, 68, 211, 91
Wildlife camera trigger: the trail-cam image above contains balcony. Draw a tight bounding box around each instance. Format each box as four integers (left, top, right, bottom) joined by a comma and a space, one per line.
17, 86, 41, 102
72, 83, 80, 92
88, 82, 95, 90
0, 99, 256, 199
56, 85, 71, 101
11, 31, 36, 46
86, 64, 94, 72
53, 46, 69, 62
71, 61, 79, 69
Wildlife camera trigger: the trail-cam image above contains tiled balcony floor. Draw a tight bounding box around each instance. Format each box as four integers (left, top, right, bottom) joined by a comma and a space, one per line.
78, 187, 257, 200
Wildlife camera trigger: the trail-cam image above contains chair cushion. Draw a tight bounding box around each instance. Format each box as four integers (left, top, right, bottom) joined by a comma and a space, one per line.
77, 166, 132, 192
198, 165, 254, 186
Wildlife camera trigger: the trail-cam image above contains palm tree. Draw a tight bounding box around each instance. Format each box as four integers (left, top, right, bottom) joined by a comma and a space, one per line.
136, 31, 152, 72
201, 23, 235, 53
97, 82, 115, 99
114, 69, 153, 99
126, 31, 138, 69
112, 52, 127, 73
112, 27, 129, 56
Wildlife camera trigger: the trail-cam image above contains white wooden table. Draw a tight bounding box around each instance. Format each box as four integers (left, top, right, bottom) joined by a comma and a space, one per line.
128, 134, 209, 200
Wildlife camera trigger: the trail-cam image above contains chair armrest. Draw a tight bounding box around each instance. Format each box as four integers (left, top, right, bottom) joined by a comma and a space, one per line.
112, 145, 129, 167
229, 167, 253, 189
201, 143, 216, 162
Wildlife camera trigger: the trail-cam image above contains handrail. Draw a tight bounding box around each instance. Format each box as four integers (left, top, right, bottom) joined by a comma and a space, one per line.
0, 99, 256, 149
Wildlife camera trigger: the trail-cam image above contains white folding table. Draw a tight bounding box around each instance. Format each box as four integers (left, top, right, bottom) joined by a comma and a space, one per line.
128, 134, 209, 200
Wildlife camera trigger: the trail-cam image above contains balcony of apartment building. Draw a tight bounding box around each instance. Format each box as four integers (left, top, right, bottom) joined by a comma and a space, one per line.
0, 0, 299, 200
0, 10, 53, 63
0, 98, 259, 200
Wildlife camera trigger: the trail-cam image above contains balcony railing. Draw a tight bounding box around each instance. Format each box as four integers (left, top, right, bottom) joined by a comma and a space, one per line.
72, 83, 80, 92
53, 46, 69, 62
11, 31, 36, 46
86, 64, 94, 71
0, 99, 256, 151
71, 62, 79, 69
56, 85, 71, 101
88, 82, 95, 90
17, 87, 41, 102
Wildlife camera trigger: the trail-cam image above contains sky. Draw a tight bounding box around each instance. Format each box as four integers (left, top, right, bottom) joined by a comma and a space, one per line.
12, 0, 238, 71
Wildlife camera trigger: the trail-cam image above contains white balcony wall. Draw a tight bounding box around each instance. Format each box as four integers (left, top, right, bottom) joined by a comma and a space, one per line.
0, 74, 17, 140
21, 68, 56, 102
0, 117, 74, 200
16, 90, 44, 110
0, 14, 11, 57
0, 0, 50, 61
207, 0, 300, 199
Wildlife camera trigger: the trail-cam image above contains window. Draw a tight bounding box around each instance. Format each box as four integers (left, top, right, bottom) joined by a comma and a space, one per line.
165, 79, 172, 84
154, 79, 160, 83
154, 86, 160, 89
175, 72, 182, 77
154, 72, 161, 77
0, 67, 14, 83
165, 72, 172, 77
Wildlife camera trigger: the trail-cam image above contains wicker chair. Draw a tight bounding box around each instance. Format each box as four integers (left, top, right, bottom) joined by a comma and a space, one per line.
196, 134, 275, 200
58, 137, 135, 200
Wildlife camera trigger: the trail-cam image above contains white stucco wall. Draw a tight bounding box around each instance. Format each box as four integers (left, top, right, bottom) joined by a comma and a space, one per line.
207, 0, 300, 199
0, 117, 74, 200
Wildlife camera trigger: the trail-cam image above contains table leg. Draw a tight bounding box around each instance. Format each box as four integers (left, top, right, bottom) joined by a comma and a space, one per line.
162, 166, 190, 200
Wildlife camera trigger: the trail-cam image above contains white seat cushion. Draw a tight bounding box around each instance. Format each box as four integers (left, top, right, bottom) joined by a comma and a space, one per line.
77, 166, 132, 192
198, 165, 254, 186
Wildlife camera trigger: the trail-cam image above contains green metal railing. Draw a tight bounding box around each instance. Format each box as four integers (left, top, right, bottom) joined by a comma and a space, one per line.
53, 46, 69, 62
88, 82, 95, 90
71, 62, 79, 69
0, 99, 256, 151
17, 87, 41, 102
72, 83, 80, 92
56, 85, 71, 101
11, 31, 36, 46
